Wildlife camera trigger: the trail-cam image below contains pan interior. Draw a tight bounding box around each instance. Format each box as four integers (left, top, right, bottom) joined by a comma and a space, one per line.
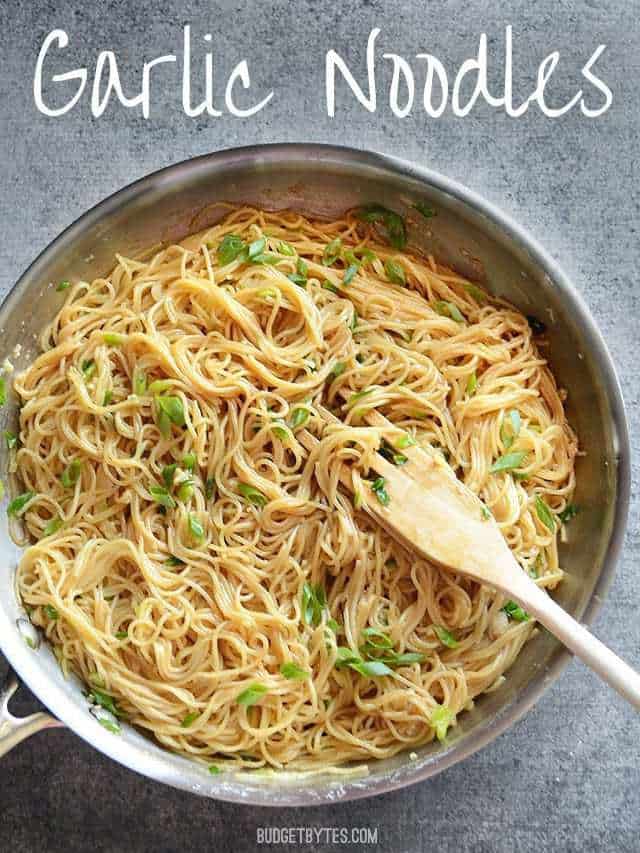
0, 146, 626, 805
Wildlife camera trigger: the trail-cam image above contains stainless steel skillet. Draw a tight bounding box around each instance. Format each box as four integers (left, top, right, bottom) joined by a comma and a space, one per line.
0, 144, 630, 805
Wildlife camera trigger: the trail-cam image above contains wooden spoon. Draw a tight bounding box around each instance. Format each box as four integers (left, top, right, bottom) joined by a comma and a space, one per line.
299, 408, 640, 709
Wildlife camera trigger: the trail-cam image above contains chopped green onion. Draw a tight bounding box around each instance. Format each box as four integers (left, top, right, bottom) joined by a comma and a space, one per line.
434, 301, 465, 323
431, 704, 454, 742
43, 515, 63, 537
156, 395, 185, 427
181, 711, 200, 728
322, 280, 339, 294
535, 495, 556, 532
434, 625, 458, 648
413, 201, 435, 219
61, 460, 82, 488
0, 378, 5, 407
44, 604, 59, 620
103, 333, 124, 346
371, 477, 390, 506
342, 262, 359, 285
133, 371, 147, 395
489, 451, 528, 474
82, 360, 96, 381
258, 287, 278, 301
98, 717, 121, 734
217, 234, 246, 265
115, 631, 128, 640
463, 283, 487, 303
248, 237, 266, 259
323, 237, 343, 266
182, 453, 197, 472
88, 688, 123, 717
7, 491, 35, 517
502, 600, 530, 622
250, 253, 280, 265
382, 651, 425, 666
500, 410, 521, 449
558, 504, 579, 524
361, 627, 394, 651
353, 490, 363, 510
280, 662, 309, 680
147, 379, 172, 394
290, 407, 310, 430
384, 258, 406, 286
165, 555, 185, 566
238, 483, 267, 507
177, 480, 194, 502
149, 485, 176, 509
480, 504, 492, 521
378, 438, 408, 466
188, 513, 205, 542
335, 646, 393, 678
301, 583, 327, 627
278, 241, 296, 256
162, 463, 177, 489
271, 420, 289, 441
396, 433, 416, 449
102, 390, 113, 406
56, 280, 71, 291
329, 361, 346, 381
208, 765, 222, 775
287, 272, 307, 287
350, 310, 359, 332
4, 430, 17, 450
236, 683, 268, 706
205, 478, 216, 501
466, 372, 477, 396
355, 205, 407, 249
287, 256, 309, 287
348, 388, 374, 407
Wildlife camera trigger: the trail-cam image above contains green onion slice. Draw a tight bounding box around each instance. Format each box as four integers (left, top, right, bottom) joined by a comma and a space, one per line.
188, 513, 205, 542
355, 204, 407, 250
323, 237, 342, 266
431, 704, 454, 741
236, 683, 268, 706
434, 625, 458, 648
535, 495, 556, 532
489, 451, 527, 474
8, 491, 35, 517
384, 258, 406, 286
61, 460, 82, 488
149, 485, 176, 509
103, 333, 125, 346
217, 234, 246, 265
237, 483, 267, 507
502, 600, 530, 622
43, 515, 63, 537
280, 662, 309, 680
434, 301, 465, 323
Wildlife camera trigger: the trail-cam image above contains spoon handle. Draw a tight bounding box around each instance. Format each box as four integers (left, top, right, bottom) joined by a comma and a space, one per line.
514, 578, 640, 710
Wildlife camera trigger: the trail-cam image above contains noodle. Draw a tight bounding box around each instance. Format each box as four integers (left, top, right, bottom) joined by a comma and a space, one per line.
12, 205, 577, 770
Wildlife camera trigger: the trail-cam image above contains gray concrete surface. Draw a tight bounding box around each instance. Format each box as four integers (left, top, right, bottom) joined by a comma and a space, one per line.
0, 1, 638, 851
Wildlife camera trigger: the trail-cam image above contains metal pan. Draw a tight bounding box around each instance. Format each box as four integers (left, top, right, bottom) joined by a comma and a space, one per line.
0, 144, 630, 805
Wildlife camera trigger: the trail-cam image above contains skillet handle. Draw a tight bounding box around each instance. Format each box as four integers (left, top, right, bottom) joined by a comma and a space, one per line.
0, 666, 64, 757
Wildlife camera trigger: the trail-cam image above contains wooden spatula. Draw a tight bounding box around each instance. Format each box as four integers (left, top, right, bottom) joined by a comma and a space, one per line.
299, 408, 640, 709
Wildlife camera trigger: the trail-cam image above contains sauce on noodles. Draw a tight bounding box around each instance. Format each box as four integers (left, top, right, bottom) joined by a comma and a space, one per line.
11, 205, 577, 770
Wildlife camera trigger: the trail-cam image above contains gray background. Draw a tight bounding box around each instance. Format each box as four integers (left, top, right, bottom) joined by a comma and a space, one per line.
0, 1, 638, 851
